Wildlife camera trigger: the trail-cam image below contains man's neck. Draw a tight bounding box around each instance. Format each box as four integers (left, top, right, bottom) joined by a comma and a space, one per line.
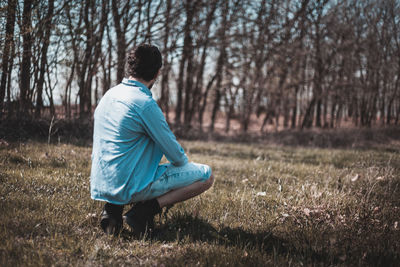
128, 76, 152, 89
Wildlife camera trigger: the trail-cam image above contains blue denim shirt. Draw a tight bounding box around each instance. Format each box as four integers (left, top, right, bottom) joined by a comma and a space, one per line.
90, 78, 188, 204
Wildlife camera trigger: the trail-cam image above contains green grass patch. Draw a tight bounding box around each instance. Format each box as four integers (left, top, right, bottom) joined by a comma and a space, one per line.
0, 141, 399, 266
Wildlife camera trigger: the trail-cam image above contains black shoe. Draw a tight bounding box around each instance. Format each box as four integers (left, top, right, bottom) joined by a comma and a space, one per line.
123, 199, 161, 237
100, 203, 124, 236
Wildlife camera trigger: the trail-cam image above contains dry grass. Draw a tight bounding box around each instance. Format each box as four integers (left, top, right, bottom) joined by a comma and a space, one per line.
0, 140, 399, 266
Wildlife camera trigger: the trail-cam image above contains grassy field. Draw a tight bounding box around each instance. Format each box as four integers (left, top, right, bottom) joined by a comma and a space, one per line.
0, 139, 399, 266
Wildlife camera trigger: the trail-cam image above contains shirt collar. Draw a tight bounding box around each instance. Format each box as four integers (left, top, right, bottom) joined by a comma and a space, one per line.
122, 78, 152, 97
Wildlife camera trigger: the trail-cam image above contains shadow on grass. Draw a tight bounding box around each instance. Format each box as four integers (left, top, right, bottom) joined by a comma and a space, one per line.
119, 214, 340, 266
118, 213, 400, 266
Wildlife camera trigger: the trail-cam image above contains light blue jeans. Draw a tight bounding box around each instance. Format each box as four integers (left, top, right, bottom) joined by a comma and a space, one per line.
131, 162, 212, 202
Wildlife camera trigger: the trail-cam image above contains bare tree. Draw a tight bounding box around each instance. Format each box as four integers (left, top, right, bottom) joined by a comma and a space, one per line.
65, 0, 108, 120
175, 0, 200, 127
35, 0, 55, 118
0, 0, 17, 118
19, 0, 34, 115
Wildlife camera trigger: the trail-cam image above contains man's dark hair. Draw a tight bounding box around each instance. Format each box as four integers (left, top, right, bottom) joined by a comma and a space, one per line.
125, 44, 162, 82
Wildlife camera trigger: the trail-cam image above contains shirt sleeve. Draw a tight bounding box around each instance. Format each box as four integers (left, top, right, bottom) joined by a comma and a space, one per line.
140, 102, 188, 166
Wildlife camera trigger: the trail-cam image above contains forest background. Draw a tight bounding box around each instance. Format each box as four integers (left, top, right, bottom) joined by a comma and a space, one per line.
1, 0, 400, 141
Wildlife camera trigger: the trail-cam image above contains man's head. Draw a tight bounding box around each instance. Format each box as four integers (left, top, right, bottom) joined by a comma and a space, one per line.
125, 44, 162, 85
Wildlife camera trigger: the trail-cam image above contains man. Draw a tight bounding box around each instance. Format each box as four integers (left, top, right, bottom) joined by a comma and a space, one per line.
90, 44, 214, 236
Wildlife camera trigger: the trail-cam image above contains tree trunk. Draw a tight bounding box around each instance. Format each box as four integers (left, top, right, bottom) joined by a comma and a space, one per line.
209, 0, 228, 132
0, 0, 16, 118
322, 95, 328, 127
78, 0, 107, 120
330, 99, 336, 128
175, 0, 196, 127
111, 0, 127, 83
102, 24, 113, 95
64, 63, 75, 119
225, 102, 233, 133
6, 41, 15, 118
199, 73, 217, 130
175, 54, 186, 126
210, 88, 221, 132
45, 67, 56, 118
159, 0, 172, 120
291, 87, 298, 128
35, 0, 55, 118
20, 0, 34, 116
302, 97, 316, 128
183, 33, 194, 129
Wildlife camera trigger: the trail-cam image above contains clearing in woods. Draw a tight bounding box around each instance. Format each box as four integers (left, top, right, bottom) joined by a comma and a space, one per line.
0, 139, 399, 266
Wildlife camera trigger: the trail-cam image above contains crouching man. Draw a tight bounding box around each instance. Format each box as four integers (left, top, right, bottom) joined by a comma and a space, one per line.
90, 44, 214, 236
